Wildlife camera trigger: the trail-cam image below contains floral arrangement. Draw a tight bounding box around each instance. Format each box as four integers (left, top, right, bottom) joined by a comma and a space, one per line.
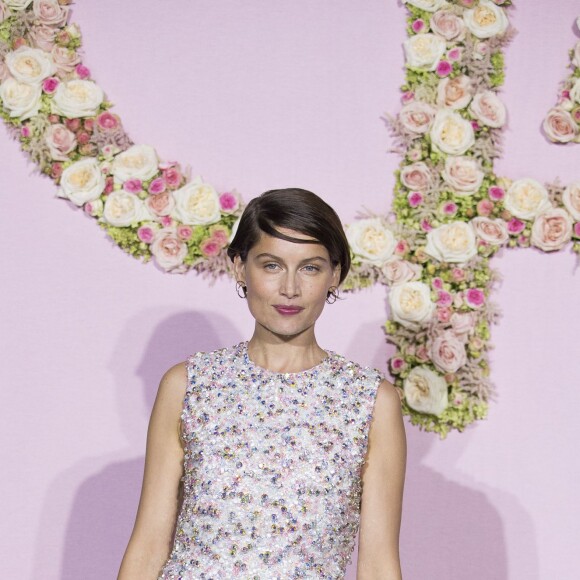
542, 16, 580, 144
2, 0, 579, 436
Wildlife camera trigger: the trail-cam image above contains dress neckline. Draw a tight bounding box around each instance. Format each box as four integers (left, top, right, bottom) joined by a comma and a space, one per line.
240, 340, 332, 377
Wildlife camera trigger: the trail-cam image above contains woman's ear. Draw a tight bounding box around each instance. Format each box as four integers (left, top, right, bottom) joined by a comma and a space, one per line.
332, 264, 341, 286
233, 255, 246, 283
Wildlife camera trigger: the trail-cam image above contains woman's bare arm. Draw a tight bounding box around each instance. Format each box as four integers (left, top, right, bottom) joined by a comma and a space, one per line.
357, 380, 407, 580
117, 362, 188, 579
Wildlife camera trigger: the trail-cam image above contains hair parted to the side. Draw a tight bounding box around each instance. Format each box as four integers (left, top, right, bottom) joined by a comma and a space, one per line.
226, 188, 351, 285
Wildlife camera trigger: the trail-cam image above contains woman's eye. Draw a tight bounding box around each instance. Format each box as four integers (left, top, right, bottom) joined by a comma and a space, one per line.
303, 265, 320, 272
264, 263, 279, 270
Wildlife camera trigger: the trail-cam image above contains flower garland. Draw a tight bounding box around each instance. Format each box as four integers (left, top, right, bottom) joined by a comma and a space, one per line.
2, 0, 579, 436
542, 16, 580, 144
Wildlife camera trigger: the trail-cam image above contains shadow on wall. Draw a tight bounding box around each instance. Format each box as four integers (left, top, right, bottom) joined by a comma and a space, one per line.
32, 309, 239, 580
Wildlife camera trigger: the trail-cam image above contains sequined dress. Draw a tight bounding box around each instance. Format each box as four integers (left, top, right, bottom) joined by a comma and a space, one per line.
158, 340, 383, 579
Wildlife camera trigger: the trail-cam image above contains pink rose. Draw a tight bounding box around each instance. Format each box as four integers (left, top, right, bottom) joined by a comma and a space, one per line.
148, 177, 166, 195
399, 101, 436, 135
76, 130, 90, 144
441, 201, 458, 216
65, 118, 80, 132
177, 225, 193, 241
436, 306, 452, 323
162, 166, 182, 189
96, 111, 120, 132
389, 357, 407, 375
407, 191, 423, 207
531, 208, 573, 252
123, 179, 142, 194
436, 60, 452, 77
562, 182, 580, 221
507, 218, 525, 235
33, 0, 69, 27
137, 225, 156, 244
488, 186, 504, 201
470, 91, 507, 128
437, 75, 473, 110
401, 91, 415, 105
450, 312, 475, 341
51, 162, 63, 179
420, 218, 433, 232
75, 64, 90, 80
200, 238, 221, 258
395, 239, 409, 255
415, 344, 430, 363
574, 223, 580, 238
151, 228, 188, 272
430, 10, 466, 42
383, 257, 422, 286
145, 191, 174, 217
84, 118, 94, 133
471, 217, 508, 246
28, 24, 56, 51
412, 19, 425, 33
476, 199, 494, 217
543, 108, 577, 143
51, 45, 81, 77
442, 156, 484, 195
430, 330, 467, 374
451, 267, 466, 282
447, 48, 461, 61
465, 288, 485, 309
400, 162, 433, 192
160, 216, 173, 227
210, 227, 230, 248
44, 123, 77, 160
218, 191, 240, 213
432, 277, 444, 290
21, 125, 31, 138
104, 176, 114, 194
437, 290, 452, 307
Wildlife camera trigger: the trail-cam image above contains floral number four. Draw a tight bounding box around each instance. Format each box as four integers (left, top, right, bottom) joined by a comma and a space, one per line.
1, 0, 577, 436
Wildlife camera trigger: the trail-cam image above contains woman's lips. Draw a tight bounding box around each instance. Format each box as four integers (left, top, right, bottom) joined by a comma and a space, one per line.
273, 305, 304, 316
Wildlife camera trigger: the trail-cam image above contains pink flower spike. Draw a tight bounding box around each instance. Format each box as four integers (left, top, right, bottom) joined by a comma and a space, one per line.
432, 277, 444, 290
488, 186, 505, 200
412, 19, 425, 33
137, 226, 155, 244
75, 64, 91, 80
436, 60, 452, 78
149, 177, 166, 195
420, 218, 433, 232
401, 91, 415, 105
447, 48, 461, 62
408, 191, 424, 208
21, 125, 31, 138
507, 217, 525, 235
443, 201, 458, 216
123, 179, 142, 193
160, 216, 173, 227
465, 288, 485, 309
574, 222, 580, 238
42, 77, 59, 94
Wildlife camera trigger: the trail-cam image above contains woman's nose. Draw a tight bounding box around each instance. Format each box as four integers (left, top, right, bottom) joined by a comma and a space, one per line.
280, 272, 299, 297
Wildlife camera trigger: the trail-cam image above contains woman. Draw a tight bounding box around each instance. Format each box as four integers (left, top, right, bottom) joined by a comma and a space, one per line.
118, 188, 406, 579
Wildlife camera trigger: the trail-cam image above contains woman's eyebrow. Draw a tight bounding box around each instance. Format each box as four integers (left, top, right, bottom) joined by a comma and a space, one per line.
254, 253, 329, 263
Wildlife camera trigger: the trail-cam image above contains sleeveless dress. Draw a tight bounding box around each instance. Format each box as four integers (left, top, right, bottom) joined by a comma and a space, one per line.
158, 340, 384, 580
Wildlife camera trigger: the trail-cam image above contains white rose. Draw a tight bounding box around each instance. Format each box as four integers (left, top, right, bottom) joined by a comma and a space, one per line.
383, 257, 422, 286
111, 144, 159, 183
437, 75, 474, 110
430, 10, 466, 42
542, 108, 577, 143
57, 158, 105, 207
347, 218, 397, 265
103, 191, 152, 227
172, 177, 221, 225
400, 162, 433, 192
471, 217, 508, 245
430, 330, 467, 374
430, 109, 475, 155
399, 101, 437, 135
52, 79, 104, 118
6, 0, 33, 9
403, 366, 448, 416
441, 156, 484, 195
572, 41, 580, 69
531, 208, 573, 252
504, 178, 552, 220
570, 78, 580, 104
469, 90, 507, 128
403, 33, 446, 71
402, 0, 447, 11
463, 0, 509, 39
425, 221, 478, 263
151, 227, 188, 272
562, 181, 580, 221
5, 46, 55, 85
0, 78, 42, 119
388, 281, 435, 331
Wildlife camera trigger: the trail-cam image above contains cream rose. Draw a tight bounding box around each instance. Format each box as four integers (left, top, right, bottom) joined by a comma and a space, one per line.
172, 177, 221, 225
103, 191, 152, 227
28, 24, 57, 52
425, 221, 478, 263
33, 0, 68, 27
542, 108, 577, 143
45, 123, 77, 160
383, 257, 422, 286
5, 46, 55, 85
403, 366, 448, 416
6, 0, 33, 9
57, 158, 105, 206
469, 90, 507, 128
400, 162, 433, 192
450, 311, 476, 342
388, 281, 435, 331
347, 218, 397, 265
0, 78, 42, 119
437, 75, 474, 110
504, 178, 552, 220
402, 0, 447, 11
111, 144, 159, 183
531, 208, 573, 252
471, 217, 508, 245
562, 181, 580, 221
52, 79, 104, 118
430, 330, 467, 374
51, 45, 81, 76
430, 110, 475, 155
146, 191, 175, 217
430, 10, 466, 42
403, 33, 447, 71
441, 155, 484, 195
151, 227, 188, 272
463, 0, 509, 39
572, 42, 580, 69
399, 101, 436, 135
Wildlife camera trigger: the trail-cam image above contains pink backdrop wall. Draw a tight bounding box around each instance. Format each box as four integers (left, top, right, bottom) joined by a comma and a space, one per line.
1, 1, 580, 578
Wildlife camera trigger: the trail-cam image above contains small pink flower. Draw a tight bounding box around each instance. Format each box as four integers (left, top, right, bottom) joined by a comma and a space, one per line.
48, 114, 60, 124
408, 191, 423, 207
51, 162, 63, 179
163, 167, 182, 189
451, 267, 466, 282
200, 238, 221, 258
137, 226, 155, 244
83, 202, 94, 215
77, 131, 90, 145
390, 357, 407, 374
211, 228, 230, 247
415, 345, 430, 363
488, 186, 505, 201
517, 234, 529, 246
507, 218, 525, 235
42, 77, 59, 94
574, 223, 580, 238
437, 290, 453, 307
465, 288, 485, 309
395, 239, 409, 255
471, 120, 481, 131
432, 277, 444, 290
149, 177, 166, 195
161, 216, 173, 227
412, 19, 425, 33
75, 63, 90, 79
84, 118, 94, 133
21, 126, 31, 138
401, 91, 415, 105
56, 30, 70, 45
13, 37, 27, 49
96, 111, 120, 131
177, 225, 193, 241
573, 109, 580, 123
436, 306, 452, 322
436, 60, 452, 77
477, 199, 494, 217
421, 218, 433, 232
447, 48, 461, 62
443, 201, 458, 216
219, 191, 239, 213
65, 118, 81, 132
104, 176, 114, 195
123, 179, 142, 193
407, 147, 422, 162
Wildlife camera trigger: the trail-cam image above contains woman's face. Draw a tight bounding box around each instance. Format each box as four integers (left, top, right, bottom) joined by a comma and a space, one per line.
233, 228, 341, 341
